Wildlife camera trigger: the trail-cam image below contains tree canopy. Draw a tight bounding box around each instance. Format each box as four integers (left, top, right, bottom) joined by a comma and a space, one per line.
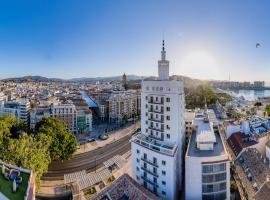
0, 115, 77, 187
35, 117, 77, 161
264, 104, 270, 117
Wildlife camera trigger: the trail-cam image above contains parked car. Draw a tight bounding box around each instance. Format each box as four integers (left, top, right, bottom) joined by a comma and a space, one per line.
99, 134, 109, 140
87, 138, 96, 142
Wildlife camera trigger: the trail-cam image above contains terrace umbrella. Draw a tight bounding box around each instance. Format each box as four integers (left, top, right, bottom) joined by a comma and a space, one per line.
13, 179, 17, 192
2, 165, 5, 174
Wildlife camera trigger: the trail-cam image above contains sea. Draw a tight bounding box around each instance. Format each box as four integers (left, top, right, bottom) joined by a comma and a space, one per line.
229, 89, 270, 101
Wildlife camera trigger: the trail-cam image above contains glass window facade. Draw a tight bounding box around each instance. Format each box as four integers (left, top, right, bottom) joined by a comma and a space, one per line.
201, 163, 227, 200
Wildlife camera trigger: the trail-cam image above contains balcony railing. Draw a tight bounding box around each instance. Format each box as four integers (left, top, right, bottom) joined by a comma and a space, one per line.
148, 108, 164, 114
148, 117, 164, 123
131, 133, 177, 156
149, 133, 164, 141
141, 175, 159, 188
148, 99, 164, 105
149, 126, 164, 132
141, 166, 159, 177
141, 157, 159, 167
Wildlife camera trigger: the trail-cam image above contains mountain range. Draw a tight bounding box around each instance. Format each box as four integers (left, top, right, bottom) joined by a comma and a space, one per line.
1, 74, 207, 88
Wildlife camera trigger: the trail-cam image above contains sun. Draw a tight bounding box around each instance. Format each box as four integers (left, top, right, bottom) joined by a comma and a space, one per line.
178, 50, 221, 80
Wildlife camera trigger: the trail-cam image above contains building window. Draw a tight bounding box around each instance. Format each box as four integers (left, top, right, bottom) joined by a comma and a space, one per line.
162, 160, 166, 166
136, 158, 139, 163
166, 97, 170, 102
136, 167, 140, 171
136, 175, 140, 180
145, 112, 148, 116
137, 150, 140, 154
146, 121, 148, 125
162, 191, 166, 195
144, 153, 147, 159
145, 104, 148, 109
145, 96, 148, 100
166, 134, 170, 139
162, 181, 166, 185
166, 125, 170, 130
146, 129, 148, 133
162, 170, 166, 175
154, 177, 157, 183
166, 116, 170, 120
166, 107, 170, 111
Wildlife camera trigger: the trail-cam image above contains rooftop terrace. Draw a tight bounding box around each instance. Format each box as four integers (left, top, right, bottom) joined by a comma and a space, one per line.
187, 130, 226, 157
0, 164, 31, 200
131, 133, 177, 156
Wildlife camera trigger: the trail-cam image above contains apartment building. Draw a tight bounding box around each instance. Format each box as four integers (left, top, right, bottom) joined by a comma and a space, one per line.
30, 102, 92, 134
0, 99, 31, 125
109, 90, 139, 123
131, 41, 185, 200
185, 109, 230, 200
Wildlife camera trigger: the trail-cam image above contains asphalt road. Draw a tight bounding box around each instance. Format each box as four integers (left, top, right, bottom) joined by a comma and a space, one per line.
42, 134, 132, 180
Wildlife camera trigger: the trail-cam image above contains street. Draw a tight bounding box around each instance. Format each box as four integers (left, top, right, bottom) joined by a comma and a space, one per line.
43, 133, 132, 180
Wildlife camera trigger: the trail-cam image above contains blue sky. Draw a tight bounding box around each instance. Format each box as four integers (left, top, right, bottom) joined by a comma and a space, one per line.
0, 0, 270, 81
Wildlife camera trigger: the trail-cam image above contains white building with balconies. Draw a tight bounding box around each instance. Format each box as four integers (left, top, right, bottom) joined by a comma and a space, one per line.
185, 109, 230, 200
131, 40, 185, 200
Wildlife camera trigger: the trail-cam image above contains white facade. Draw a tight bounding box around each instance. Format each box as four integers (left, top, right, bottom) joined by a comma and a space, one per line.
185, 110, 230, 200
131, 41, 185, 200
0, 100, 30, 125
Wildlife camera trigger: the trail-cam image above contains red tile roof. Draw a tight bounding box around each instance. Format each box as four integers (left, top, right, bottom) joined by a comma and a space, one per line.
227, 132, 257, 156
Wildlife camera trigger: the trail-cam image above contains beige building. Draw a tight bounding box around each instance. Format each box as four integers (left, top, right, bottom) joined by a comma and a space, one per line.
109, 90, 140, 123
51, 103, 77, 133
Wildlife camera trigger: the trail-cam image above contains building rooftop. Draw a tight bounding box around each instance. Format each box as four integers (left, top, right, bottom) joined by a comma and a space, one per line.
248, 116, 269, 136
254, 181, 270, 200
131, 133, 177, 156
187, 130, 226, 157
234, 148, 270, 199
195, 121, 216, 143
91, 173, 160, 200
227, 132, 257, 156
0, 160, 34, 200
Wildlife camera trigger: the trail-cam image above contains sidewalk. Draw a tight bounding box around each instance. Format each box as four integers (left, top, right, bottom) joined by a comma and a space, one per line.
75, 121, 140, 154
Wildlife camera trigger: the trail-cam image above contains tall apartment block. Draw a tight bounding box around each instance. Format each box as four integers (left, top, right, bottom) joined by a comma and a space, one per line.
185, 109, 230, 200
131, 41, 185, 200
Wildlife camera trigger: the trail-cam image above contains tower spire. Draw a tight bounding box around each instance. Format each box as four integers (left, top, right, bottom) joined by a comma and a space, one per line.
158, 39, 169, 80
161, 40, 166, 60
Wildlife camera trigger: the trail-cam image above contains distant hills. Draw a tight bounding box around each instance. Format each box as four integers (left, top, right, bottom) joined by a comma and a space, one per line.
2, 75, 144, 83
1, 74, 207, 88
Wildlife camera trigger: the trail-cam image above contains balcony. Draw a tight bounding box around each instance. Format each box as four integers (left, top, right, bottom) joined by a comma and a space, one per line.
141, 157, 159, 168
141, 175, 159, 188
131, 132, 177, 156
141, 166, 159, 177
148, 117, 164, 123
148, 108, 164, 114
148, 99, 164, 105
148, 126, 164, 132
149, 133, 164, 141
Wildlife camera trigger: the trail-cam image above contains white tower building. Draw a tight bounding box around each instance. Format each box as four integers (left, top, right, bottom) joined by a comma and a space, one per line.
131, 41, 185, 200
185, 110, 230, 200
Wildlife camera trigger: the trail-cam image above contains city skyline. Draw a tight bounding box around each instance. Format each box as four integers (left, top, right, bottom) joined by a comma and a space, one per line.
1, 1, 270, 81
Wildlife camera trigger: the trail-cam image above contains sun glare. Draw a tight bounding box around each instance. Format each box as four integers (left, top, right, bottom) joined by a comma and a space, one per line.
179, 50, 221, 80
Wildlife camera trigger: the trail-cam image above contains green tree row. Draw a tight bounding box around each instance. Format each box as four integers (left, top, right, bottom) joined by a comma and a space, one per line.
0, 115, 77, 187
185, 85, 232, 109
